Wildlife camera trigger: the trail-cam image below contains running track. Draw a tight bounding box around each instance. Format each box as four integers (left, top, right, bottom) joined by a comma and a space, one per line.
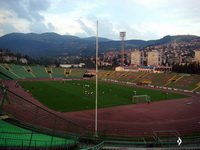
1, 78, 200, 137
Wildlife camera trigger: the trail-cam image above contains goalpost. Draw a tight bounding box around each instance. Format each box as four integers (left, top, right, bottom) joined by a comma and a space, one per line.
132, 95, 151, 103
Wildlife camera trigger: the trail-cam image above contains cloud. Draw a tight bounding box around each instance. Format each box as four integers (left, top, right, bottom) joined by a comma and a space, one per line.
77, 19, 95, 36
0, 0, 200, 40
75, 17, 160, 40
138, 0, 167, 7
0, 0, 32, 21
75, 32, 88, 38
28, 0, 51, 22
0, 0, 51, 22
29, 21, 55, 33
47, 22, 55, 31
98, 20, 118, 40
28, 0, 51, 11
0, 0, 53, 34
0, 22, 19, 35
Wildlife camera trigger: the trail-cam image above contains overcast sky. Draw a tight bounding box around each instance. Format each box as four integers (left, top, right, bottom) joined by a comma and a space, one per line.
0, 0, 200, 40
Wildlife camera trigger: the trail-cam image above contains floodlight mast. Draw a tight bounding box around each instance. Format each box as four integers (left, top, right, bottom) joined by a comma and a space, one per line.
120, 32, 126, 67
95, 20, 98, 137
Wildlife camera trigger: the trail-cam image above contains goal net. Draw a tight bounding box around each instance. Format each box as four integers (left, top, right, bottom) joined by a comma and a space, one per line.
153, 130, 180, 145
132, 95, 151, 103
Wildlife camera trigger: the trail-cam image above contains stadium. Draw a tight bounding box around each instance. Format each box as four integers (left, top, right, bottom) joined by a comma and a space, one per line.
0, 63, 200, 149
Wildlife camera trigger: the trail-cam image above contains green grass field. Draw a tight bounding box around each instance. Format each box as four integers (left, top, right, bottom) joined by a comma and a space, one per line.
19, 80, 189, 112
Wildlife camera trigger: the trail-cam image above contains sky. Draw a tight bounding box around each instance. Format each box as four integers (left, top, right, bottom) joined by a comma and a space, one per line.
0, 0, 200, 40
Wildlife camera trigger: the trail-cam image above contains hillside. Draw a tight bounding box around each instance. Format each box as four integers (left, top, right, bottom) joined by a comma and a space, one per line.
0, 32, 199, 58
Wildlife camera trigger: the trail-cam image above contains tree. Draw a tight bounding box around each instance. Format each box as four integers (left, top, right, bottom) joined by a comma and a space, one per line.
172, 62, 200, 74
112, 58, 119, 67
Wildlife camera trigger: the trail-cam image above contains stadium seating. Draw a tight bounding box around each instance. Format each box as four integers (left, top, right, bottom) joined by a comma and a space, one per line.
1, 63, 200, 92
7, 64, 34, 79
149, 73, 175, 86
104, 71, 124, 80
195, 88, 200, 92
0, 64, 87, 79
0, 119, 77, 148
29, 66, 49, 78
68, 69, 87, 78
165, 75, 200, 91
118, 72, 141, 82
97, 70, 112, 79
0, 64, 19, 79
0, 72, 11, 80
52, 67, 66, 78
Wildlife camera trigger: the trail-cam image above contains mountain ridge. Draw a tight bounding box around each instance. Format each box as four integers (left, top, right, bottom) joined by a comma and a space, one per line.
0, 32, 199, 58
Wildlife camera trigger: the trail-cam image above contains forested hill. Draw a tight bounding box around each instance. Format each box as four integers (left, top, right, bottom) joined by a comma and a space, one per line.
0, 32, 199, 58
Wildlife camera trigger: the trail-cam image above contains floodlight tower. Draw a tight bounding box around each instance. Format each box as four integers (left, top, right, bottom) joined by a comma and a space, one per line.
120, 32, 126, 67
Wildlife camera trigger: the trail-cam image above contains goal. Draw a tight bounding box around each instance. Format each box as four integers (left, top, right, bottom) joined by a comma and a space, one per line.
132, 95, 151, 103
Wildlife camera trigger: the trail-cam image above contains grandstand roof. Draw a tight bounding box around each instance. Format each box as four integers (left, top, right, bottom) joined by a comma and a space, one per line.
140, 66, 154, 69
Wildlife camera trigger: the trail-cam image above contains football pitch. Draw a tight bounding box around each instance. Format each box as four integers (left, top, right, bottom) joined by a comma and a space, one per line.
19, 80, 189, 112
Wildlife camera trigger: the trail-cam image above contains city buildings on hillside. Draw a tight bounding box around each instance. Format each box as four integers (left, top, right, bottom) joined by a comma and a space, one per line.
103, 38, 200, 69
0, 49, 28, 64
130, 51, 142, 66
195, 51, 200, 62
147, 51, 161, 66
18, 58, 28, 64
0, 56, 28, 64
1, 56, 17, 62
